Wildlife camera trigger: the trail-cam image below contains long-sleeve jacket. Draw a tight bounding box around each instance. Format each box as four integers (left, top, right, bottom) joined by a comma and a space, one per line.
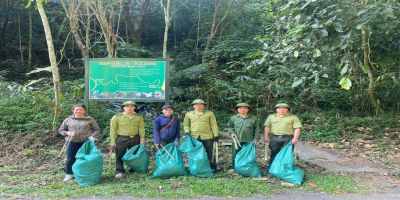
226, 114, 261, 142
58, 115, 100, 142
153, 114, 180, 144
183, 110, 219, 140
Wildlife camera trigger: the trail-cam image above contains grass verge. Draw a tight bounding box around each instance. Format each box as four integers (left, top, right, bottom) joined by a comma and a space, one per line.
0, 159, 365, 199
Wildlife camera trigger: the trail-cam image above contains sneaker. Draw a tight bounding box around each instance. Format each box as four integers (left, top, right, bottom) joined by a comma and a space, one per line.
63, 174, 73, 182
115, 173, 123, 179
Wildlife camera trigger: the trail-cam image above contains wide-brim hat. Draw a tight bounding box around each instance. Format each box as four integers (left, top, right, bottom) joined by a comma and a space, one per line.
274, 103, 291, 109
235, 103, 251, 110
122, 101, 137, 108
162, 104, 174, 110
191, 99, 206, 105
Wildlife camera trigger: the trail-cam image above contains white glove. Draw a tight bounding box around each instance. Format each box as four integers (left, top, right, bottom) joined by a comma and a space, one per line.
89, 136, 96, 141
66, 131, 75, 137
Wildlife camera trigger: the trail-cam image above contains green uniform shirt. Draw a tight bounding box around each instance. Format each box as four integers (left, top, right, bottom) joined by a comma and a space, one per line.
264, 113, 302, 135
183, 110, 219, 140
110, 113, 145, 143
226, 114, 261, 142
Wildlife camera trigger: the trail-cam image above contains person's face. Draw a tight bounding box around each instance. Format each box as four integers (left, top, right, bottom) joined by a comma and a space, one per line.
162, 108, 174, 116
193, 103, 205, 111
237, 106, 249, 115
123, 105, 136, 113
276, 107, 289, 115
73, 106, 86, 117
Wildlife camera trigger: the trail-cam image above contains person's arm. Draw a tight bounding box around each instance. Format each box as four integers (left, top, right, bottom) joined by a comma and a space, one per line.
58, 119, 69, 136
263, 116, 272, 143
264, 126, 271, 143
226, 117, 236, 138
210, 112, 219, 137
153, 117, 161, 145
109, 116, 118, 148
291, 116, 302, 145
292, 128, 301, 144
183, 113, 190, 133
90, 117, 100, 139
139, 116, 145, 144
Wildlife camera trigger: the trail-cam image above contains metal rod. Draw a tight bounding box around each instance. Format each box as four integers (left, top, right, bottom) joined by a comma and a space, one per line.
160, 144, 175, 161
215, 141, 219, 164
58, 136, 71, 158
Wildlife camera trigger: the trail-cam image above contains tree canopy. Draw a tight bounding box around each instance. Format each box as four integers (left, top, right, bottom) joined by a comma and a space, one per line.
0, 0, 399, 116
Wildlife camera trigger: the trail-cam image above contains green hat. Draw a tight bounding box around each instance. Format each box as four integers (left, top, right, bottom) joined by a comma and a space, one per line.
191, 99, 206, 105
235, 103, 251, 110
122, 101, 137, 108
274, 103, 291, 109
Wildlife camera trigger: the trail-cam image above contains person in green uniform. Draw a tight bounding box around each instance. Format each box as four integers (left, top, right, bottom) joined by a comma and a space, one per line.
183, 99, 219, 171
263, 103, 302, 166
226, 103, 261, 168
110, 101, 145, 178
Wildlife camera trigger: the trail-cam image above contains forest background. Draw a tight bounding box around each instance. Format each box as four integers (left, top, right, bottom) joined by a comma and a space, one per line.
0, 0, 399, 198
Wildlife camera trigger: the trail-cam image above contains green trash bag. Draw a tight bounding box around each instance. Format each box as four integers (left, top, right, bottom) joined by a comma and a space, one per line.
152, 143, 188, 178
234, 142, 261, 178
269, 142, 304, 185
122, 144, 150, 174
72, 140, 104, 186
179, 135, 213, 178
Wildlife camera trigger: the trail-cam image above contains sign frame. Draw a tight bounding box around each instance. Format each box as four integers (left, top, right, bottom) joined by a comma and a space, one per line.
84, 58, 169, 103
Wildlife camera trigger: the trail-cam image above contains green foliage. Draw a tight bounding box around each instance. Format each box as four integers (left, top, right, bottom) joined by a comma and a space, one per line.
0, 81, 54, 135
300, 110, 400, 142
255, 0, 400, 114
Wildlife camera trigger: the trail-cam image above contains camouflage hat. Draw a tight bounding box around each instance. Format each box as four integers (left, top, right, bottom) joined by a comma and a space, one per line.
274, 103, 291, 109
122, 101, 137, 108
235, 103, 251, 110
191, 99, 206, 105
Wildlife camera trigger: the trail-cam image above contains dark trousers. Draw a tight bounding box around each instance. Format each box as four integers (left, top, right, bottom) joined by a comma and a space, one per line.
269, 135, 294, 166
198, 138, 217, 170
65, 140, 86, 174
115, 135, 140, 173
231, 142, 247, 168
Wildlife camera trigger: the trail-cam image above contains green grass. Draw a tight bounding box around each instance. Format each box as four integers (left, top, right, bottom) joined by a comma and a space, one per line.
0, 160, 366, 199
0, 168, 276, 199
302, 173, 360, 194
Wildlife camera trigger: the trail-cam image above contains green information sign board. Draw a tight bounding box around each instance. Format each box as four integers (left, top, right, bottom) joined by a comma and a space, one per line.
87, 58, 168, 101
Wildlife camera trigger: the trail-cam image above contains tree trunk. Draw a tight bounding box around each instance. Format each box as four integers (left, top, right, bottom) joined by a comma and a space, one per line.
202, 0, 233, 63
361, 26, 382, 114
124, 0, 149, 48
0, 0, 10, 59
161, 0, 172, 59
134, 0, 150, 47
195, 0, 201, 59
28, 4, 33, 66
124, 0, 134, 43
36, 0, 62, 132
60, 0, 90, 58
18, 0, 24, 63
89, 0, 117, 58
